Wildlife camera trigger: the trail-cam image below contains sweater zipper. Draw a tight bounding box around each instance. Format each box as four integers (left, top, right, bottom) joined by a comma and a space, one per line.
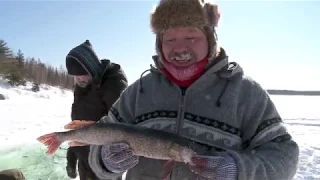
176, 88, 186, 134
170, 88, 186, 180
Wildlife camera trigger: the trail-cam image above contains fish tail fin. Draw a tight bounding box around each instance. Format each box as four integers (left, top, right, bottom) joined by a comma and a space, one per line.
161, 160, 174, 180
36, 132, 62, 156
64, 120, 95, 130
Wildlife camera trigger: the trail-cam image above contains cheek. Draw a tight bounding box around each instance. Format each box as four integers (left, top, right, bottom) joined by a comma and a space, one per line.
76, 79, 83, 84
84, 77, 90, 82
195, 42, 209, 61
75, 78, 80, 82
161, 44, 171, 60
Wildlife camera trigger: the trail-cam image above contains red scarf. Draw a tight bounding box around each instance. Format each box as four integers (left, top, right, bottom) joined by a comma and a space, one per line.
161, 56, 209, 87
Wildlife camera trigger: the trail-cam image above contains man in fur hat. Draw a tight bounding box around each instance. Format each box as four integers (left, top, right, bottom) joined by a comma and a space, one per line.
88, 0, 299, 180
65, 40, 128, 180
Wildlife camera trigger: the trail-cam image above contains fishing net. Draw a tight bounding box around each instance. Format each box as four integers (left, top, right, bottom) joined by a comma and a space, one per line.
0, 142, 75, 180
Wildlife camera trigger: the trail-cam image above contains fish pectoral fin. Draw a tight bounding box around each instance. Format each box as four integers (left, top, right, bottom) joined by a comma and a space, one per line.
161, 160, 174, 180
190, 154, 211, 167
68, 141, 89, 147
64, 120, 95, 130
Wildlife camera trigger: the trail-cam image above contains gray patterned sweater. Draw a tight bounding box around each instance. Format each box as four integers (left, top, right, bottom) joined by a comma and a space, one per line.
88, 53, 299, 180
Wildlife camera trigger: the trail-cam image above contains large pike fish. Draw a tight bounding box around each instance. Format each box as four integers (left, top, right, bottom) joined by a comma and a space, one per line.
36, 120, 210, 179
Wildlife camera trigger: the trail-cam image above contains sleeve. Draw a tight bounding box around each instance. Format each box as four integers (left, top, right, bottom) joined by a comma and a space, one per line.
228, 81, 300, 180
88, 81, 137, 180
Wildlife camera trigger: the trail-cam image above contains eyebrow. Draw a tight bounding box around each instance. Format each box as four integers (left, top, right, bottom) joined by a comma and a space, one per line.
162, 28, 201, 38
187, 28, 199, 33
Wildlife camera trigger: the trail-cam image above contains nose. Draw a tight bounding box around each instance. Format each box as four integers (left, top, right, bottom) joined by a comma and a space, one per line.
172, 43, 188, 54
75, 76, 87, 82
75, 76, 82, 81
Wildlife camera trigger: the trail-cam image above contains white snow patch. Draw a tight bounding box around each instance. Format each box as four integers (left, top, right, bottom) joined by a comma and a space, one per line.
0, 77, 73, 101
271, 96, 320, 180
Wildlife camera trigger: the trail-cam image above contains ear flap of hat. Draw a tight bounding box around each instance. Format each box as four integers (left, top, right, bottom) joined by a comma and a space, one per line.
204, 2, 221, 28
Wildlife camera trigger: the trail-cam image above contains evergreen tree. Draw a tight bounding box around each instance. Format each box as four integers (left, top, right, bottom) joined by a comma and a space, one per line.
16, 49, 25, 69
0, 40, 14, 74
0, 39, 74, 89
0, 39, 13, 60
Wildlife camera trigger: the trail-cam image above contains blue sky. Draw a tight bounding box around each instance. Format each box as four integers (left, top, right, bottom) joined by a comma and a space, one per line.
1, 1, 319, 89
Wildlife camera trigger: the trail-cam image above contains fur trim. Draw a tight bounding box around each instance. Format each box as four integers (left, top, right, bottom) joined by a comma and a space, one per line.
150, 0, 220, 34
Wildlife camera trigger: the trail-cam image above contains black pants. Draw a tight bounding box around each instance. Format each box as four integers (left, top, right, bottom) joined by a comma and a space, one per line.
67, 146, 98, 180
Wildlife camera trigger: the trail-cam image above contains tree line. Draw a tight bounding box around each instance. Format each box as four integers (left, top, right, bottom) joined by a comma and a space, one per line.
0, 39, 74, 92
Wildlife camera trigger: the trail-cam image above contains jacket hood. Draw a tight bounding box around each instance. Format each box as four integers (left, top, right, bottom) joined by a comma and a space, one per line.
91, 59, 128, 87
100, 59, 126, 79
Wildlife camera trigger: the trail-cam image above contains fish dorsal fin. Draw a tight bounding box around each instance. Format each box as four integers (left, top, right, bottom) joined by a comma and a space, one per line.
64, 120, 95, 130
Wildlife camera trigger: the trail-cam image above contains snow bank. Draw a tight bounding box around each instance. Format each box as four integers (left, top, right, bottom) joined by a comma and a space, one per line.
0, 78, 73, 101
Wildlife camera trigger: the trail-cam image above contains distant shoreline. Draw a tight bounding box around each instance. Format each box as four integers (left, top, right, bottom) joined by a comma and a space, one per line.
267, 90, 320, 96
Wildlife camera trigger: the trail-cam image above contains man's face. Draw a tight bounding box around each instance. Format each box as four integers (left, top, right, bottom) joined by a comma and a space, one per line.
74, 75, 91, 88
161, 26, 209, 67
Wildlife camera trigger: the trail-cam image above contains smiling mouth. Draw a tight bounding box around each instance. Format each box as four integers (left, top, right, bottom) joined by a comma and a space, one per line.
170, 54, 193, 64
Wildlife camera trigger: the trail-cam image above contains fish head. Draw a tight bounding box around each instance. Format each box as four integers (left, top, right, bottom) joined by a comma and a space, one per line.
169, 143, 195, 164
180, 147, 196, 164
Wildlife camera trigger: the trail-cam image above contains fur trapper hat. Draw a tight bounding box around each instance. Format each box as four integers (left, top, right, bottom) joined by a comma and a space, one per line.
150, 0, 221, 63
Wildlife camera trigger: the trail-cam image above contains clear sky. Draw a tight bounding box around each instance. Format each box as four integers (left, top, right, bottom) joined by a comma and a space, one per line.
1, 1, 319, 89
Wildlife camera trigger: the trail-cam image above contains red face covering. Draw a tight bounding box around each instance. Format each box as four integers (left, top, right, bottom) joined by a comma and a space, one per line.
161, 56, 209, 87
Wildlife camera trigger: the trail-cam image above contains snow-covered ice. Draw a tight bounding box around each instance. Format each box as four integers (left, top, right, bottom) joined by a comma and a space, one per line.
0, 79, 75, 180
0, 78, 319, 180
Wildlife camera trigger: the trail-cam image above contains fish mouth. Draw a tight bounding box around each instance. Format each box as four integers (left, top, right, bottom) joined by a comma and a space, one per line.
180, 148, 195, 164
